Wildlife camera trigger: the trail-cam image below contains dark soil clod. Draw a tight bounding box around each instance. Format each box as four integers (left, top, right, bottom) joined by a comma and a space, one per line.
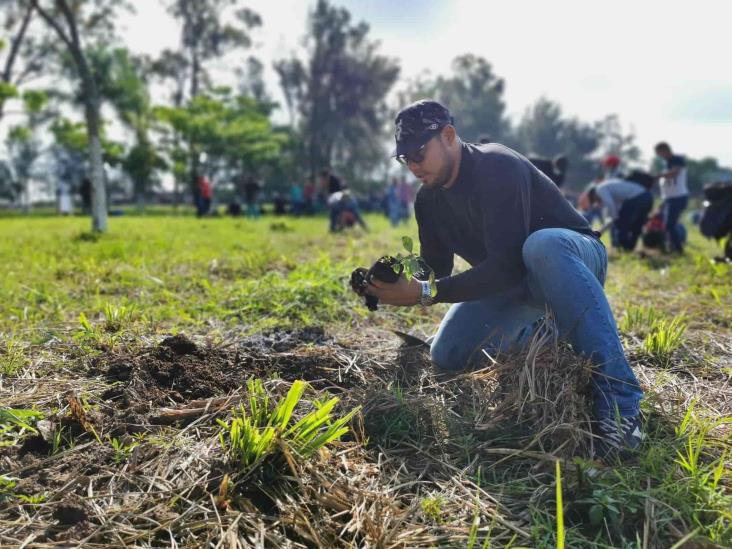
159, 334, 198, 356
53, 503, 88, 525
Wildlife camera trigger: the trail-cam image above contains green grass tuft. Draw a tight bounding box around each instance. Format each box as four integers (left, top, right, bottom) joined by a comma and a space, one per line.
218, 379, 360, 471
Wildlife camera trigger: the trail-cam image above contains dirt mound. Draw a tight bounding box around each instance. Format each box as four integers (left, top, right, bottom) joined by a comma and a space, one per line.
159, 333, 199, 355
94, 329, 351, 420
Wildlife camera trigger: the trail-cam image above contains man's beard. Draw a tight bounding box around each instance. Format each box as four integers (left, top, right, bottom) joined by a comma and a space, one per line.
431, 149, 454, 189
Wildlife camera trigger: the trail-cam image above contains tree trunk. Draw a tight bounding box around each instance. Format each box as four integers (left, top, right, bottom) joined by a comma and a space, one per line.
173, 177, 180, 211
85, 100, 108, 232
136, 191, 146, 213
30, 0, 107, 231
188, 47, 201, 201
21, 177, 30, 214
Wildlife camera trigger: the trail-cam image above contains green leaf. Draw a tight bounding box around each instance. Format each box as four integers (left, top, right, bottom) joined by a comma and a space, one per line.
22, 90, 48, 114
588, 504, 604, 524
402, 236, 413, 253
272, 380, 306, 431
408, 259, 420, 277
78, 313, 93, 332
0, 82, 18, 102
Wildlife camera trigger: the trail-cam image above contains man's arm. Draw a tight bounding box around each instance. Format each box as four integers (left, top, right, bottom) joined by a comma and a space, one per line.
659, 155, 685, 180
658, 166, 681, 179
434, 153, 530, 303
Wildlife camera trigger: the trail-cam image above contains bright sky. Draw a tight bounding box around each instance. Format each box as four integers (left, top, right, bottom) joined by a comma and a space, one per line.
121, 0, 732, 166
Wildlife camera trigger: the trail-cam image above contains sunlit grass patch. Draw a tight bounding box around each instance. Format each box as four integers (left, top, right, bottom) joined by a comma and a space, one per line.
642, 315, 687, 364
0, 339, 28, 376
620, 305, 688, 365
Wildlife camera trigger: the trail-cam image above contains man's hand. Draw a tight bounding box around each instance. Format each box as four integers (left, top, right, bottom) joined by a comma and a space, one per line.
365, 275, 421, 306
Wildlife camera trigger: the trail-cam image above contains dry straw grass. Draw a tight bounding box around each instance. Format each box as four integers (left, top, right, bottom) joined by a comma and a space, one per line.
1, 318, 730, 547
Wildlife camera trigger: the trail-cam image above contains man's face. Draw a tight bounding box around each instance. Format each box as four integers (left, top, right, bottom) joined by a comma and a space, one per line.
655, 148, 670, 159
404, 132, 454, 189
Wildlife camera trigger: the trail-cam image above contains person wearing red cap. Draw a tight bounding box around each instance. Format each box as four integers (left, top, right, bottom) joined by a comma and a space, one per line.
602, 155, 622, 179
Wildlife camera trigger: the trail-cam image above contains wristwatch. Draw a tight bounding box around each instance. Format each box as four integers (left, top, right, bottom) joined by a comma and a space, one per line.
419, 280, 435, 306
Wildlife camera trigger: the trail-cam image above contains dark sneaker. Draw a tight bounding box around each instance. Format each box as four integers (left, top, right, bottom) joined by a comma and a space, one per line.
593, 415, 645, 462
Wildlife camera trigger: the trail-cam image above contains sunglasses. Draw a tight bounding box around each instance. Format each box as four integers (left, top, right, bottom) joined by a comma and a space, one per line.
395, 133, 439, 165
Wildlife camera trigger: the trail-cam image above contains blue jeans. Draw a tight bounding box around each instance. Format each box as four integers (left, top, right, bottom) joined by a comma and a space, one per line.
662, 195, 688, 252
430, 228, 643, 419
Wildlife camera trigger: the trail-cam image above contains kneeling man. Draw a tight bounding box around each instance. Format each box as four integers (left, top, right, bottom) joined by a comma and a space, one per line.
367, 100, 644, 461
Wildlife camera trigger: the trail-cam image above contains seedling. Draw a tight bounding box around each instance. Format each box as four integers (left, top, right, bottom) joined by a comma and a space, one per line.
0, 408, 43, 447
108, 436, 138, 464
350, 236, 435, 310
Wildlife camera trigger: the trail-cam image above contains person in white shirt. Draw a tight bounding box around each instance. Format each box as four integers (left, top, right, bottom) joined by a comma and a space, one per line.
654, 142, 689, 253
57, 181, 73, 215
587, 171, 654, 251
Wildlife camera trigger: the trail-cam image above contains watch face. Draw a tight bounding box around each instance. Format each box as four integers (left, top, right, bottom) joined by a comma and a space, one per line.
420, 281, 433, 305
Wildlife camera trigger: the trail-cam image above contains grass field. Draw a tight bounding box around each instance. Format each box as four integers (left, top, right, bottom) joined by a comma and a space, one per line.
0, 212, 730, 547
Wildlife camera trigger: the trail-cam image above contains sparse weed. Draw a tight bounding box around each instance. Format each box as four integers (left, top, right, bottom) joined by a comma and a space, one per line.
0, 475, 16, 502
102, 303, 136, 332
50, 425, 65, 455
620, 306, 687, 363
643, 315, 687, 364
420, 495, 445, 523
0, 408, 43, 447
108, 436, 138, 464
619, 305, 662, 336
74, 311, 119, 350
0, 339, 28, 376
17, 493, 47, 504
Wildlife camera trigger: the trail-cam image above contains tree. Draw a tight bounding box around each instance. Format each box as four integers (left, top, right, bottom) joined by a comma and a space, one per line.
237, 56, 272, 107
160, 0, 262, 197
275, 0, 400, 186
165, 0, 261, 103
594, 114, 641, 166
516, 97, 567, 158
30, 0, 130, 232
0, 1, 53, 124
686, 157, 732, 195
86, 46, 165, 208
155, 88, 286, 192
515, 97, 602, 190
5, 89, 49, 210
400, 54, 511, 144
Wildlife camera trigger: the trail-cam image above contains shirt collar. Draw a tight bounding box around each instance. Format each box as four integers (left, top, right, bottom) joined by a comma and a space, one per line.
444, 142, 474, 195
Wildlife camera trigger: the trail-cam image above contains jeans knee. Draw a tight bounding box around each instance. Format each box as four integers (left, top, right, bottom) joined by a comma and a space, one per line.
522, 229, 568, 269
430, 338, 468, 372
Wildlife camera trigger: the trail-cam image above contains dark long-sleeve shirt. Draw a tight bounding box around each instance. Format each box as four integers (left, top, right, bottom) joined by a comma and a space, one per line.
414, 142, 595, 304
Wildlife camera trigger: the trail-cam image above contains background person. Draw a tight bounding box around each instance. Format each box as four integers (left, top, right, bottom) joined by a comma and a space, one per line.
587, 170, 654, 251
654, 142, 689, 254
244, 176, 262, 219
196, 175, 212, 217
